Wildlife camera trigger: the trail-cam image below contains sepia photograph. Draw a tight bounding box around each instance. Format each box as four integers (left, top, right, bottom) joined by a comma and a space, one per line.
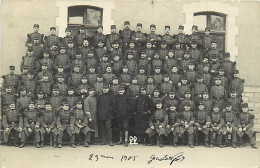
0, 0, 260, 167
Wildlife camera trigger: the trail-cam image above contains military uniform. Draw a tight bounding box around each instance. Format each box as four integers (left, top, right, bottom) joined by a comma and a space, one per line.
193, 80, 208, 102
54, 52, 71, 71
165, 108, 180, 146
139, 54, 152, 75
126, 58, 138, 76
119, 21, 133, 52
222, 53, 236, 80
222, 109, 238, 146
158, 47, 169, 62
164, 57, 178, 74
25, 24, 44, 47
61, 30, 75, 48
99, 58, 112, 74
229, 71, 245, 97
86, 71, 97, 86
72, 56, 86, 74
210, 110, 224, 147
32, 42, 44, 60
75, 26, 89, 48
159, 80, 173, 96
189, 47, 203, 65
131, 23, 147, 52
103, 72, 115, 85
106, 25, 121, 51
210, 82, 226, 110
145, 48, 155, 61
37, 77, 53, 97
173, 26, 189, 47
136, 73, 148, 86
20, 53, 39, 73
168, 71, 181, 89
50, 94, 62, 112
68, 71, 83, 87
81, 46, 93, 61
93, 33, 107, 48
39, 56, 54, 72
2, 67, 20, 93
112, 59, 123, 76
67, 46, 77, 60
120, 71, 132, 86
161, 25, 175, 47
23, 75, 38, 97
94, 80, 104, 96
16, 92, 31, 112
153, 72, 164, 86
44, 27, 60, 49
173, 47, 184, 61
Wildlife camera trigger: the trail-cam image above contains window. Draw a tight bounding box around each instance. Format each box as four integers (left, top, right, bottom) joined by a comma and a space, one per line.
67, 6, 103, 36
194, 12, 226, 51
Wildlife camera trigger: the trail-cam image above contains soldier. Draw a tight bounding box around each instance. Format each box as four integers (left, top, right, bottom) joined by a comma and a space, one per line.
49, 42, 60, 59
66, 87, 79, 108
35, 92, 46, 112
168, 66, 181, 90
20, 47, 40, 72
120, 65, 132, 86
2, 66, 20, 93
125, 52, 138, 76
222, 103, 238, 148
164, 50, 178, 74
210, 54, 221, 76
237, 103, 257, 149
179, 51, 192, 74
226, 91, 242, 115
185, 61, 197, 85
152, 66, 164, 87
139, 51, 152, 75
179, 102, 195, 148
209, 104, 224, 148
72, 52, 86, 75
135, 86, 153, 145
110, 41, 123, 60
56, 75, 68, 97
50, 87, 62, 114
95, 39, 108, 61
39, 102, 58, 147
131, 23, 147, 53
213, 66, 228, 91
146, 24, 161, 49
229, 70, 245, 98
165, 104, 180, 147
193, 74, 208, 102
158, 41, 169, 63
114, 86, 131, 146
194, 103, 211, 147
189, 40, 203, 65
56, 100, 75, 148
37, 72, 53, 97
200, 91, 213, 113
179, 91, 196, 112
110, 76, 120, 96
86, 66, 98, 86
44, 27, 60, 50
103, 65, 115, 85
188, 25, 202, 48
151, 52, 163, 72
177, 77, 192, 100
124, 40, 139, 61
72, 101, 92, 147
119, 21, 133, 52
39, 51, 54, 73
20, 101, 41, 148
62, 28, 75, 48
106, 25, 121, 52
99, 54, 112, 74
201, 27, 213, 51
32, 36, 44, 60
163, 90, 180, 111
67, 40, 77, 60
81, 38, 93, 61
19, 66, 30, 87
197, 55, 209, 73
146, 77, 154, 97
2, 101, 23, 146
222, 52, 236, 80
151, 89, 164, 108
112, 54, 123, 77
201, 63, 212, 87
210, 77, 227, 110
68, 65, 83, 87
97, 85, 116, 146
94, 75, 104, 96
161, 25, 175, 48
84, 87, 98, 143
145, 40, 155, 61
54, 46, 71, 72
76, 25, 89, 49
25, 24, 44, 47
159, 75, 172, 97
1, 87, 16, 112
53, 66, 67, 83
206, 40, 223, 62
85, 50, 98, 73
136, 66, 148, 86
24, 71, 38, 98
16, 87, 31, 113
173, 42, 184, 61
93, 25, 107, 47
173, 25, 189, 48
76, 76, 89, 99
146, 100, 168, 147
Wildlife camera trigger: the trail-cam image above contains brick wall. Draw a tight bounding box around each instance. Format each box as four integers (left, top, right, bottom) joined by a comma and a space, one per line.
242, 87, 260, 141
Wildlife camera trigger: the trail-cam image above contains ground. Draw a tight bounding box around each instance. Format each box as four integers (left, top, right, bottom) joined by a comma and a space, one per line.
0, 142, 260, 168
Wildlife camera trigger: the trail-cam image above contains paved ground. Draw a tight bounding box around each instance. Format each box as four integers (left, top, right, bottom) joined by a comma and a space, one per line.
0, 143, 260, 168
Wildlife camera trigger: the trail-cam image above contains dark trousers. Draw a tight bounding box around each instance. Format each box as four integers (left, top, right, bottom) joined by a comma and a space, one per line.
181, 131, 194, 145
238, 133, 256, 145
99, 120, 112, 142
5, 129, 19, 145
21, 130, 40, 143
75, 132, 91, 144
195, 130, 209, 144
41, 132, 56, 144
57, 130, 75, 144
209, 132, 222, 145
223, 131, 237, 144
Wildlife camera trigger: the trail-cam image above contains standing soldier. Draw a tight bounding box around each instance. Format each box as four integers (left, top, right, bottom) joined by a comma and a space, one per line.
124, 41, 139, 61
103, 66, 115, 85
67, 40, 77, 60
158, 40, 169, 63
206, 40, 223, 62
194, 103, 211, 147
49, 42, 60, 59
54, 46, 71, 72
120, 21, 133, 52
56, 75, 68, 97
120, 66, 132, 87
177, 77, 192, 101
152, 66, 164, 87
66, 87, 79, 108
173, 42, 184, 61
2, 66, 20, 94
95, 40, 107, 61
53, 66, 66, 83
39, 51, 54, 73
93, 25, 106, 48
179, 102, 196, 148
76, 76, 89, 99
25, 24, 44, 47
132, 23, 147, 53
146, 100, 168, 147
168, 66, 181, 90
24, 71, 38, 99
80, 38, 93, 61
222, 52, 236, 80
159, 75, 172, 97
210, 77, 227, 110
76, 25, 89, 49
99, 54, 112, 74
201, 27, 213, 52
145, 40, 155, 61
20, 47, 40, 72
188, 25, 202, 48
112, 54, 124, 77
189, 40, 203, 65
151, 52, 163, 73
135, 86, 153, 145
139, 51, 152, 75
84, 87, 98, 143
2, 102, 23, 146
44, 27, 60, 50
237, 103, 257, 149
110, 41, 123, 60
136, 66, 148, 87
210, 54, 221, 76
94, 75, 104, 96
20, 101, 41, 148
185, 62, 197, 85
61, 28, 75, 48
32, 36, 44, 61
201, 63, 212, 87
85, 50, 98, 72
97, 85, 116, 146
50, 87, 62, 114
37, 72, 53, 97
110, 77, 121, 96
229, 70, 245, 98
161, 25, 175, 48
173, 25, 189, 49
200, 91, 213, 113
125, 52, 138, 76
209, 104, 224, 148
193, 74, 208, 102
163, 90, 180, 111
146, 24, 161, 49
1, 87, 17, 112
106, 25, 121, 52
226, 91, 242, 115
72, 52, 86, 75
68, 65, 83, 87
56, 100, 75, 148
86, 66, 98, 86
16, 87, 31, 114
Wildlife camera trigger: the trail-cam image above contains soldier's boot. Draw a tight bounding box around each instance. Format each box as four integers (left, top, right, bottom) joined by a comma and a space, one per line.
194, 133, 199, 146
84, 133, 90, 147
250, 134, 257, 149
35, 132, 41, 148
36, 142, 40, 148
173, 134, 178, 147
57, 134, 62, 148
117, 131, 123, 145
77, 134, 82, 146
159, 136, 164, 148
19, 143, 25, 148
251, 144, 258, 149
20, 131, 26, 148
58, 143, 62, 148
188, 133, 194, 148
217, 133, 223, 148
49, 134, 53, 146
124, 131, 129, 147
205, 141, 209, 147
70, 134, 76, 148
107, 129, 114, 146
232, 142, 237, 148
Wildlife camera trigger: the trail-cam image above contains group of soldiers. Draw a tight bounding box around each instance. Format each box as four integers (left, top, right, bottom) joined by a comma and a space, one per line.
0, 21, 257, 149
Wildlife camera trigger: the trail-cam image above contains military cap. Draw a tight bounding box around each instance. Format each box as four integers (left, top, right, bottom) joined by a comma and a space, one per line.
178, 25, 184, 29
60, 46, 66, 49
33, 24, 39, 28
119, 86, 126, 90
202, 91, 209, 95
181, 76, 188, 80
198, 101, 204, 106
74, 64, 80, 67
146, 40, 152, 43
111, 25, 116, 29
188, 61, 195, 65
34, 36, 40, 40
58, 75, 64, 78
57, 65, 64, 68
211, 54, 217, 59
224, 52, 231, 58
123, 65, 128, 68
234, 70, 239, 74
9, 66, 15, 70
127, 52, 134, 56
147, 75, 153, 79
103, 84, 109, 89
191, 39, 197, 44
9, 101, 16, 105
68, 86, 75, 90
175, 42, 180, 45
52, 86, 59, 91
211, 40, 217, 44
150, 24, 156, 28
139, 65, 145, 70
168, 104, 176, 108
102, 54, 108, 57
113, 40, 119, 44
62, 101, 70, 106
88, 87, 95, 91
163, 75, 169, 78
43, 50, 49, 54
185, 91, 191, 95
226, 102, 232, 107
184, 102, 191, 107
155, 100, 162, 104
28, 47, 33, 52
203, 63, 210, 67
23, 65, 29, 69
184, 51, 190, 55
50, 27, 56, 30
192, 25, 198, 30
45, 101, 51, 105
155, 66, 161, 69
140, 86, 147, 90
169, 90, 175, 94
153, 89, 160, 93
97, 25, 103, 29
141, 50, 147, 54
52, 42, 58, 46
165, 25, 171, 29
124, 21, 130, 25
205, 27, 210, 31
28, 71, 35, 75
218, 66, 225, 71
81, 76, 87, 79
212, 103, 220, 108
88, 65, 95, 69
112, 76, 118, 80
79, 25, 85, 29
68, 40, 74, 43
241, 103, 248, 108
231, 90, 237, 93
19, 86, 26, 91
214, 76, 222, 80
29, 101, 35, 104
137, 23, 142, 27
77, 101, 82, 104
196, 74, 203, 79
161, 40, 166, 44
129, 40, 135, 44
97, 74, 103, 78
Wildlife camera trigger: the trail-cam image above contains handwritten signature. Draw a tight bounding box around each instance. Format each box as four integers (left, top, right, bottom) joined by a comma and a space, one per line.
147, 152, 185, 165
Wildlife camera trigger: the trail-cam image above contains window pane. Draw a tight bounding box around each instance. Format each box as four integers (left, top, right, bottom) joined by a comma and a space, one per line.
193, 15, 207, 31
210, 15, 224, 31
68, 7, 84, 24
84, 9, 102, 26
